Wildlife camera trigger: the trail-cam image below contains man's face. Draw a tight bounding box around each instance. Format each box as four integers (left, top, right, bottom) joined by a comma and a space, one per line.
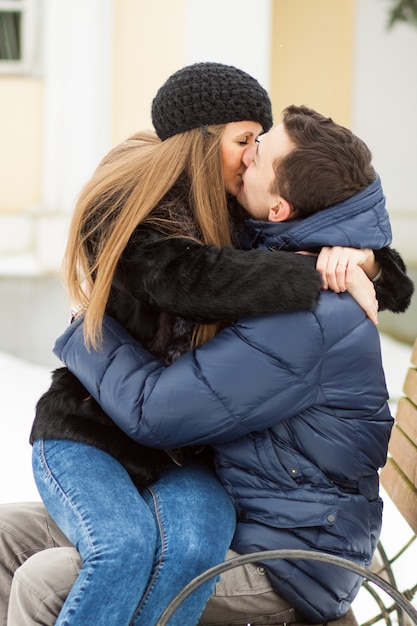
237, 123, 295, 220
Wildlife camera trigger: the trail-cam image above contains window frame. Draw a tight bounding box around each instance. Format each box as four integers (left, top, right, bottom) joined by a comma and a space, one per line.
0, 0, 37, 75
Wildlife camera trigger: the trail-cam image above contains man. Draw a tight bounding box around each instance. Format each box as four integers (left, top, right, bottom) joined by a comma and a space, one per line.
1, 106, 413, 625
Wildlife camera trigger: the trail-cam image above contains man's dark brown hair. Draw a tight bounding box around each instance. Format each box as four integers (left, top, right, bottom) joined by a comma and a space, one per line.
272, 104, 376, 219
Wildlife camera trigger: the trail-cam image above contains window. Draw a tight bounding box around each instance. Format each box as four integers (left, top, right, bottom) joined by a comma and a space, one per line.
0, 0, 37, 74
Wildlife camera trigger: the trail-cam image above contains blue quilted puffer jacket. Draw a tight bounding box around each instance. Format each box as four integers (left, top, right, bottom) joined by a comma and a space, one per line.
55, 177, 394, 622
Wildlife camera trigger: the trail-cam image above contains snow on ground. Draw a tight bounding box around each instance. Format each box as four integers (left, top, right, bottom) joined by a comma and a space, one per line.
0, 350, 51, 502
0, 334, 416, 621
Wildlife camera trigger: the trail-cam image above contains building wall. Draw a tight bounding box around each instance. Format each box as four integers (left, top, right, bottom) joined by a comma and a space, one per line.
0, 0, 415, 366
111, 0, 187, 144
0, 77, 43, 211
270, 0, 354, 125
351, 0, 417, 341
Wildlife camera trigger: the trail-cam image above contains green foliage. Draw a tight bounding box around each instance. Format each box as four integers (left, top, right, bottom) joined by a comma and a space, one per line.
384, 0, 417, 28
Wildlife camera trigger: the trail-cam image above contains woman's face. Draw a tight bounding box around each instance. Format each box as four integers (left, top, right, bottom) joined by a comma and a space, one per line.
220, 121, 263, 196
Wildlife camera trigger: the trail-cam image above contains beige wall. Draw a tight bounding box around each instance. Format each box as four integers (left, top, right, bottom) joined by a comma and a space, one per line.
0, 77, 43, 211
270, 0, 354, 126
111, 0, 188, 144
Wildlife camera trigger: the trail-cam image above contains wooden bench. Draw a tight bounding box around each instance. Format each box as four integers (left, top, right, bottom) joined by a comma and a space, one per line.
158, 339, 417, 626
367, 337, 417, 625
380, 338, 417, 534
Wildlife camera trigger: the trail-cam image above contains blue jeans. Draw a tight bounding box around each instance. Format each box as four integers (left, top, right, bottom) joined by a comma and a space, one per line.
32, 440, 236, 625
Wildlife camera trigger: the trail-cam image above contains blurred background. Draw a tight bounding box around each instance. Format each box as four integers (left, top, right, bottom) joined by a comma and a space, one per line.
1, 0, 416, 368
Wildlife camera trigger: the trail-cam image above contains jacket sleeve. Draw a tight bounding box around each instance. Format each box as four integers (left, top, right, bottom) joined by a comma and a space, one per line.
54, 315, 318, 448
373, 247, 414, 312
113, 228, 322, 321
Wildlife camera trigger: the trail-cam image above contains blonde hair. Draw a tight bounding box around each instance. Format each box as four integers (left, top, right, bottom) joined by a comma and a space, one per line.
64, 126, 231, 349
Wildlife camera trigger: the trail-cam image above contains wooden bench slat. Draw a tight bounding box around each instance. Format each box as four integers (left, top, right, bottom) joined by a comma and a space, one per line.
403, 367, 417, 406
380, 457, 417, 534
410, 338, 417, 368
387, 424, 417, 488
394, 396, 417, 445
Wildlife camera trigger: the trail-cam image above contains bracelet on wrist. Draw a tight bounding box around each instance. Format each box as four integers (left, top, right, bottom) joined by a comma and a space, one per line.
372, 269, 383, 283
70, 302, 89, 323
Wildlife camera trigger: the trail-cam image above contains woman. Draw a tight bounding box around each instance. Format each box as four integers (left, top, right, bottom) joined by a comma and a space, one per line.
28, 62, 326, 626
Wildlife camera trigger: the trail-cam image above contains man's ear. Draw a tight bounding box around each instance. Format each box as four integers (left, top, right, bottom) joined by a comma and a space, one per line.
268, 197, 292, 222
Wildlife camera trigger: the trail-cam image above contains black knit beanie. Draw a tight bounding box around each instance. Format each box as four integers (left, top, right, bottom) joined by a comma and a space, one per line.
152, 62, 273, 140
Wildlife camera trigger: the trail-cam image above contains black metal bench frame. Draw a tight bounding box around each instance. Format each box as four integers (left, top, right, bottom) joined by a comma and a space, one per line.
156, 548, 417, 625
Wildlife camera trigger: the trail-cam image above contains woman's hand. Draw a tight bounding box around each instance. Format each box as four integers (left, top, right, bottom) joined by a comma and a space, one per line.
346, 266, 379, 326
310, 247, 379, 324
316, 246, 378, 292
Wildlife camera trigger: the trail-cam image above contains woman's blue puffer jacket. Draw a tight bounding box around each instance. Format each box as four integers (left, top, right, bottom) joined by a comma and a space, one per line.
55, 177, 394, 622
